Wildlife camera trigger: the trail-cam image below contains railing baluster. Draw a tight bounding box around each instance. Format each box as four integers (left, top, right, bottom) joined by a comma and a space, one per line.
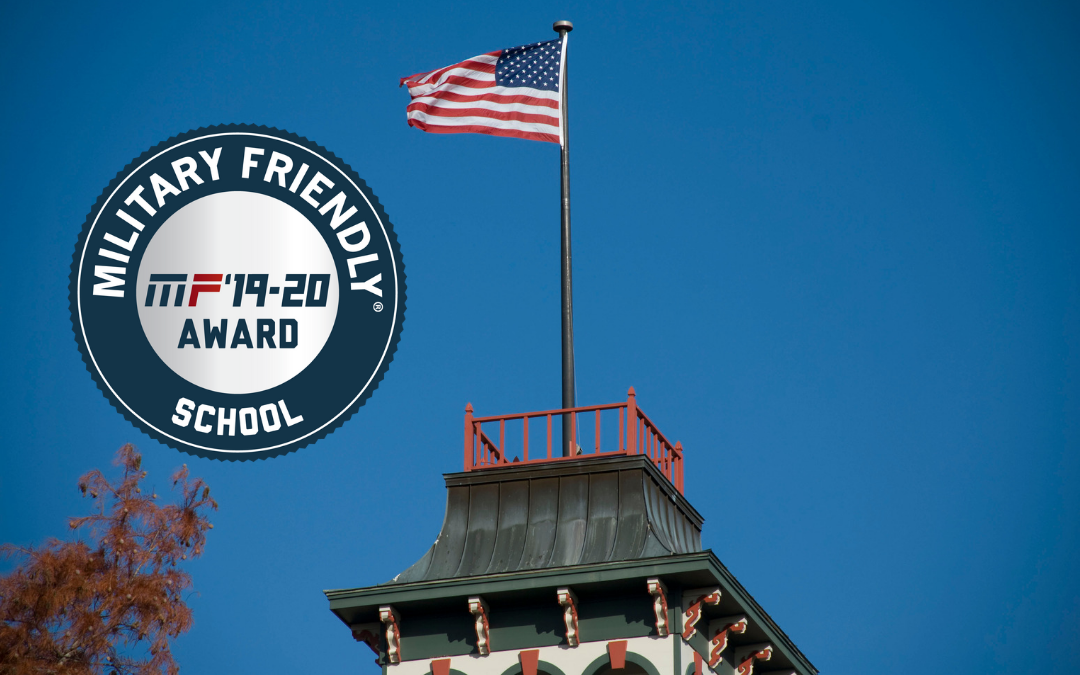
595, 409, 601, 454
674, 441, 682, 493
673, 440, 682, 492
464, 404, 474, 471
619, 407, 625, 454
678, 442, 684, 492
499, 419, 505, 464
546, 414, 552, 459
523, 415, 529, 461
570, 412, 577, 456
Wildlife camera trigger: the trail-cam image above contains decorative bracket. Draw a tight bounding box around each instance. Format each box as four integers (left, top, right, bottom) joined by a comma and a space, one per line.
468, 596, 491, 655
351, 621, 381, 656
681, 587, 722, 640
556, 587, 580, 646
707, 615, 748, 667
734, 643, 773, 675
379, 605, 402, 664
646, 578, 669, 636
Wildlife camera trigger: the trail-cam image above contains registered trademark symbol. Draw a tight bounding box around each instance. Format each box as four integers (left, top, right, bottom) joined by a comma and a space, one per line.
373, 302, 384, 312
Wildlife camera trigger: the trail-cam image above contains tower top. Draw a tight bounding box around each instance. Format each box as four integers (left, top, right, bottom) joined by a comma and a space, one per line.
325, 389, 817, 675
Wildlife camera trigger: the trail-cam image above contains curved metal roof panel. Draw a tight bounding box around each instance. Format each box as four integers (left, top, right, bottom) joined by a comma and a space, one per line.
389, 455, 703, 585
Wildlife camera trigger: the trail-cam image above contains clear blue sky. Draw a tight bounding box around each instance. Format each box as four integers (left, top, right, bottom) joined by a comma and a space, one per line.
2, 1, 1077, 673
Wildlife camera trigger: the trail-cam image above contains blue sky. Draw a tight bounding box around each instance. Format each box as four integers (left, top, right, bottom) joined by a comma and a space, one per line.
2, 1, 1078, 673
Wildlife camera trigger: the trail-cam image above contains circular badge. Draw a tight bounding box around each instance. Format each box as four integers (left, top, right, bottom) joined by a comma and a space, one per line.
70, 125, 406, 460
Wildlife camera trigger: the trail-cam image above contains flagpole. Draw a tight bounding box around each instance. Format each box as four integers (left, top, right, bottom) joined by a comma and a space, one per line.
554, 20, 575, 457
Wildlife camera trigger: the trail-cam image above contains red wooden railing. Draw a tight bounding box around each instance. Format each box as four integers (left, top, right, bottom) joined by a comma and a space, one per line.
464, 387, 684, 494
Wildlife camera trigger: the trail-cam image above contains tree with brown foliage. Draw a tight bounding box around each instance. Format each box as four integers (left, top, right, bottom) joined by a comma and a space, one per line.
0, 444, 217, 675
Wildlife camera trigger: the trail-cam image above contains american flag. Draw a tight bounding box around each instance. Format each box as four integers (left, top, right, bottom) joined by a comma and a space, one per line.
400, 37, 566, 144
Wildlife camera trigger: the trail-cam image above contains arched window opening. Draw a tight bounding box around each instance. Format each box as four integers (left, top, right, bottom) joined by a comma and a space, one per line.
592, 664, 649, 675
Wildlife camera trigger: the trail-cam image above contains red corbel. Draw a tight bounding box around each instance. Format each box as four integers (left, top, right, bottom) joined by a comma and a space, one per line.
379, 605, 402, 664
556, 588, 580, 646
707, 615, 748, 667
681, 587, 722, 640
647, 578, 669, 636
468, 596, 491, 655
734, 644, 773, 675
351, 622, 381, 656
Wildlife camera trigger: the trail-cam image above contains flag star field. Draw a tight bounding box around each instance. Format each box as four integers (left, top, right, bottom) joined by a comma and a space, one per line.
495, 39, 562, 91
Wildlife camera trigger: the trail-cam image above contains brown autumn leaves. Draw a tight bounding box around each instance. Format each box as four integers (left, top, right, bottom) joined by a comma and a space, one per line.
0, 444, 217, 675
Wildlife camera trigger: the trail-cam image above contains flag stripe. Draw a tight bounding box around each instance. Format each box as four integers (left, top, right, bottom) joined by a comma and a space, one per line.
409, 89, 559, 109
405, 110, 560, 134
407, 118, 560, 144
407, 84, 558, 104
406, 102, 559, 126
418, 54, 500, 84
423, 60, 498, 83
421, 74, 494, 90
402, 54, 501, 86
407, 65, 498, 92
408, 98, 560, 117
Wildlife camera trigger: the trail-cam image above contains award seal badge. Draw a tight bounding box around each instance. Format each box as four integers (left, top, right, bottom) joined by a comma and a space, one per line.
70, 125, 406, 460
